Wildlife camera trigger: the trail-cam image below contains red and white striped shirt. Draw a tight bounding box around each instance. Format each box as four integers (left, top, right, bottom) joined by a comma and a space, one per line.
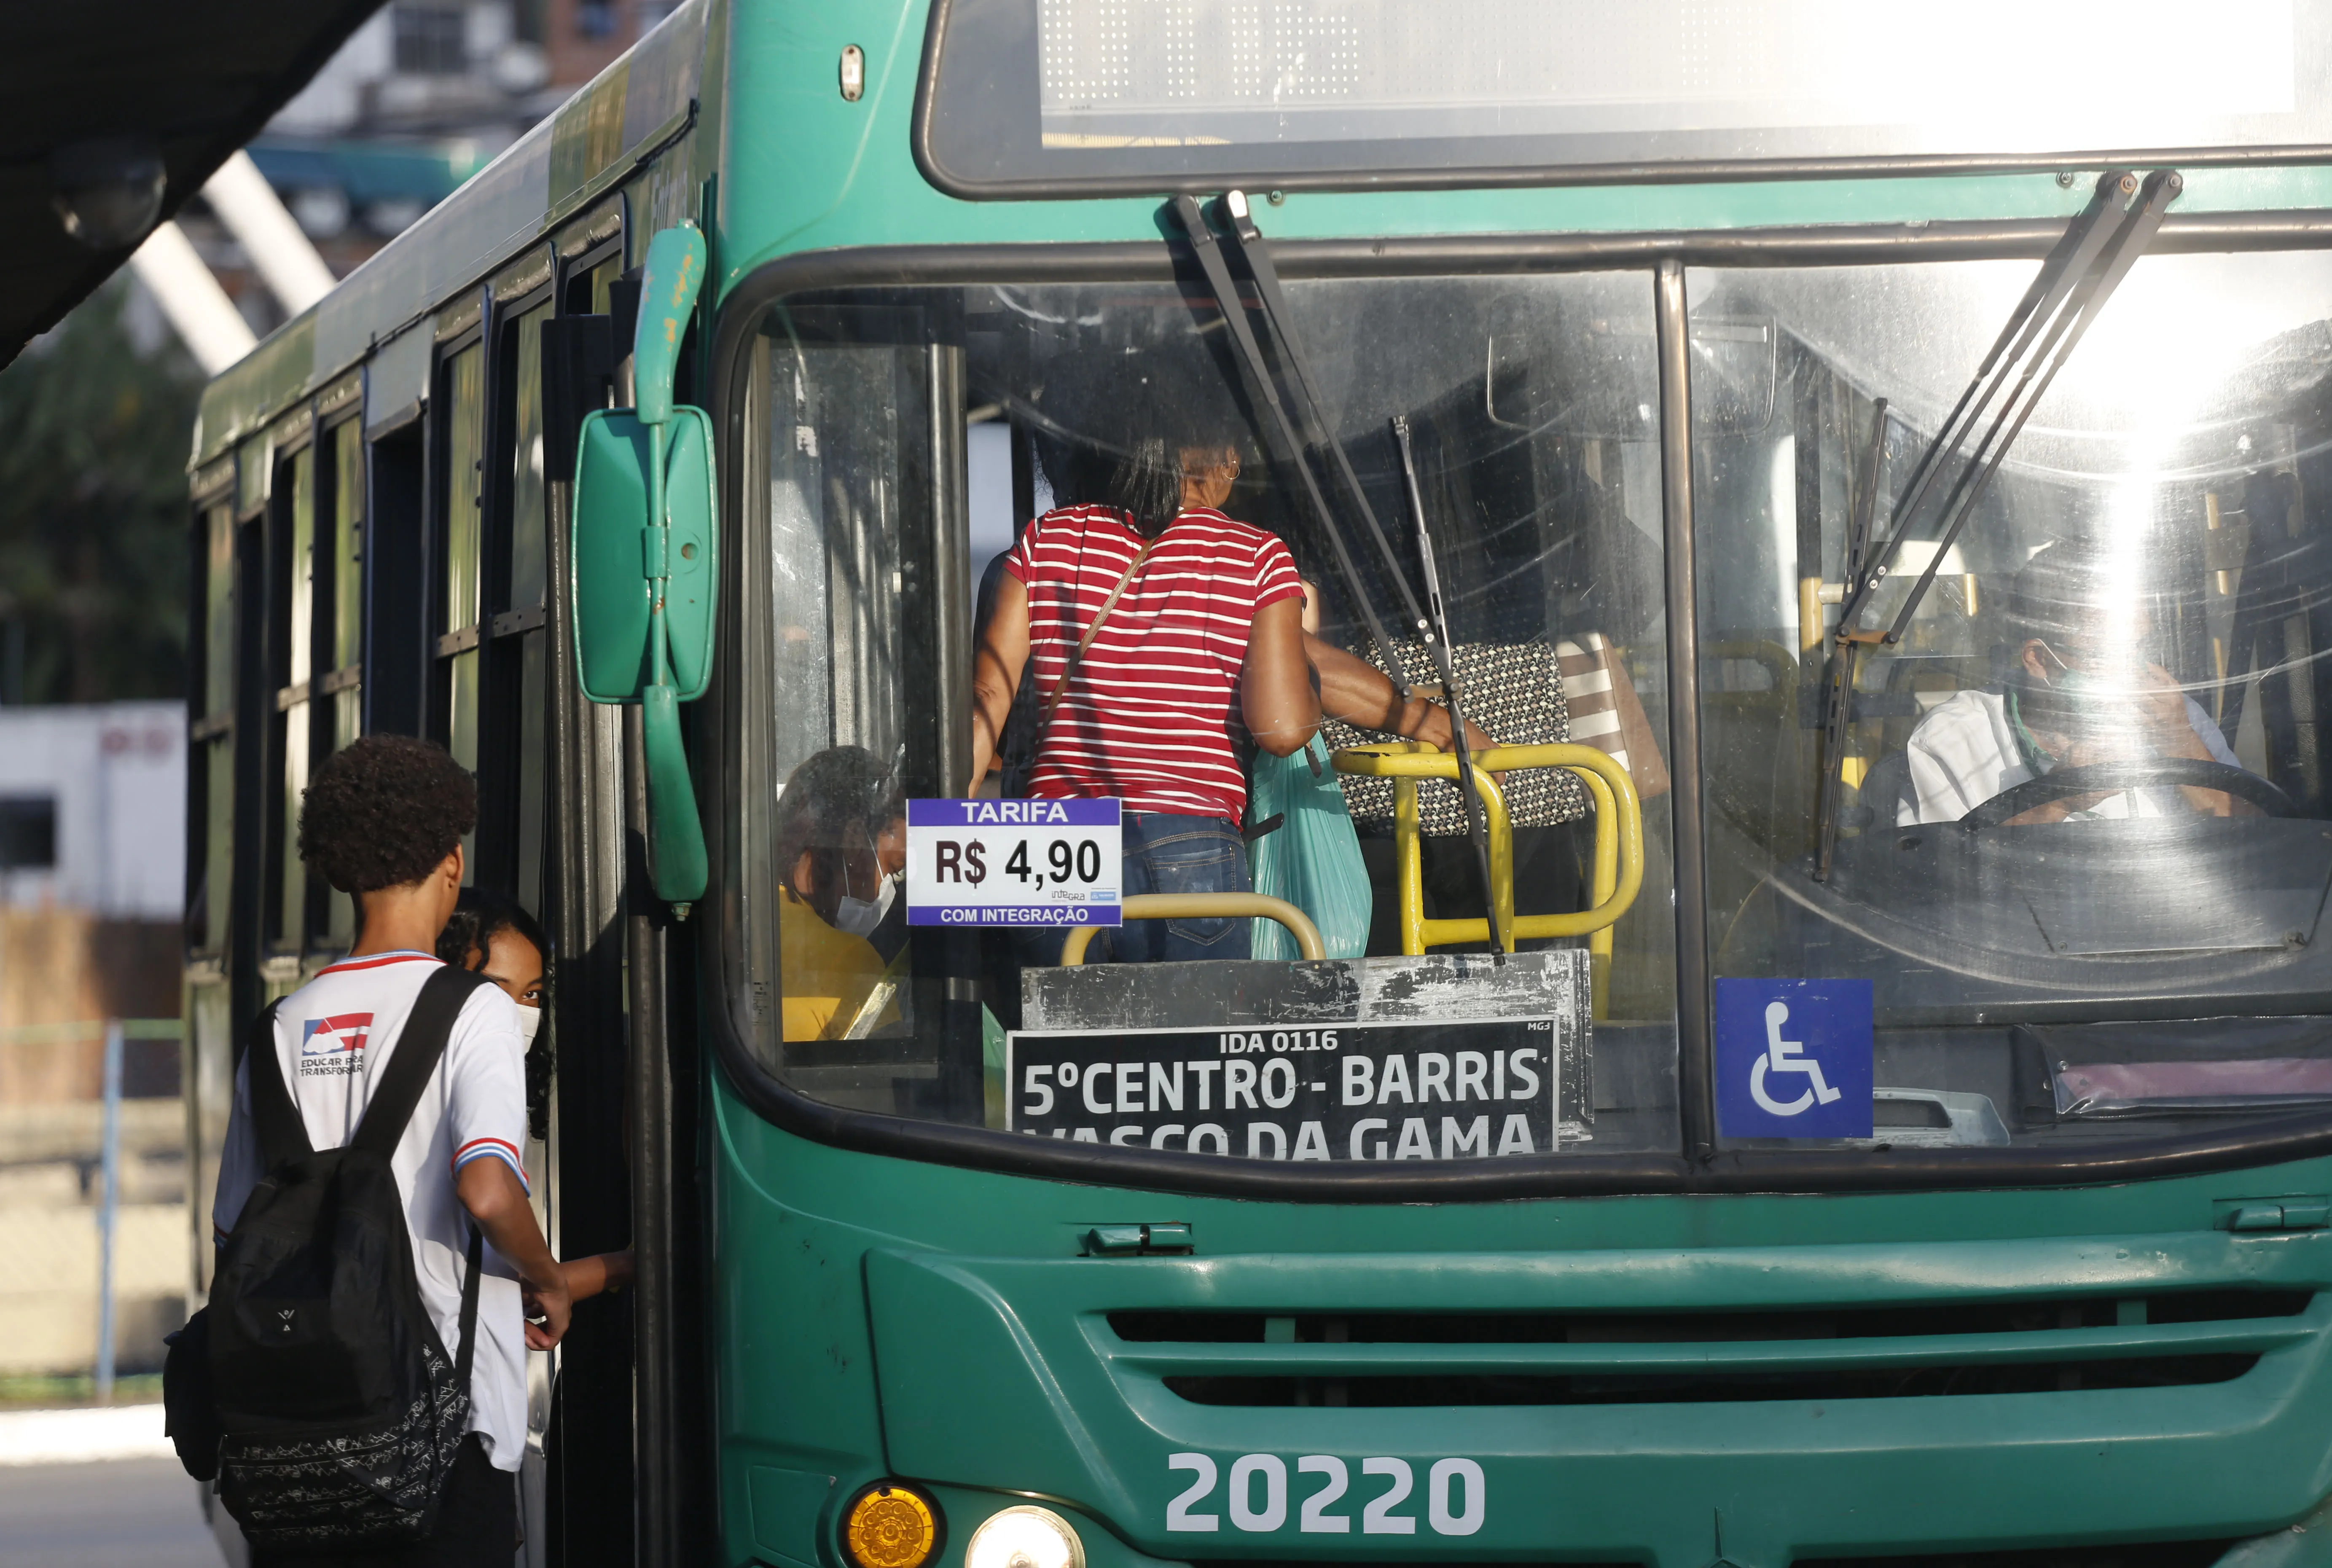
1005, 504, 1303, 820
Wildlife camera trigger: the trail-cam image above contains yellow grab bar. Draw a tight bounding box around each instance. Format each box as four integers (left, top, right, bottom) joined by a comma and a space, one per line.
1331, 743, 1644, 966
1060, 893, 1326, 966
1573, 764, 1621, 1014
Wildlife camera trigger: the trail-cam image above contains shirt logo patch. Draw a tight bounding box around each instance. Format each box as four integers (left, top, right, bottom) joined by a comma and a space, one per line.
298, 1013, 372, 1075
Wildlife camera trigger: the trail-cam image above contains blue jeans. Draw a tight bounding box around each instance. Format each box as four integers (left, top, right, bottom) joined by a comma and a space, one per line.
1088, 812, 1252, 965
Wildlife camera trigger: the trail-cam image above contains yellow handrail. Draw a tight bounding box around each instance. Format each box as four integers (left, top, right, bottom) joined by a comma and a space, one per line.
1331, 743, 1644, 976
1059, 893, 1327, 966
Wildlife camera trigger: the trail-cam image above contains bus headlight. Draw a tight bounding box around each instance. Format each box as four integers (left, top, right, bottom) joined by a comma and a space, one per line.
842, 1482, 941, 1568
964, 1506, 1084, 1568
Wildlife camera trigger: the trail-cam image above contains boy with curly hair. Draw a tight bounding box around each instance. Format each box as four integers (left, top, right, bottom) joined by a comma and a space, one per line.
211, 736, 569, 1566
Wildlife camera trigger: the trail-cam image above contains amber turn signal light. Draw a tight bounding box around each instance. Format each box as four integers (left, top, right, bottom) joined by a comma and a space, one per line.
843, 1482, 942, 1568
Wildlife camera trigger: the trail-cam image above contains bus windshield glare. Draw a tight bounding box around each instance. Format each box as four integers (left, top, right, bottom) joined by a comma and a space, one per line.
728, 251, 2332, 1168
1701, 251, 2332, 1146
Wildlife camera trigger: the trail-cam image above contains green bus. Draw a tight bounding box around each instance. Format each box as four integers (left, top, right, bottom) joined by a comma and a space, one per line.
186, 2, 2332, 1565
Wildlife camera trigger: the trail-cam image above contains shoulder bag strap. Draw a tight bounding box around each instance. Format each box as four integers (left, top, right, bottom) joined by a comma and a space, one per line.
454, 1223, 485, 1391
353, 965, 494, 1157
1042, 535, 1163, 724
246, 999, 307, 1168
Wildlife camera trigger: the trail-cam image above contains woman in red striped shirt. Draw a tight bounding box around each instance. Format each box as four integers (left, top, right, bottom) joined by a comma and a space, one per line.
966, 424, 1320, 963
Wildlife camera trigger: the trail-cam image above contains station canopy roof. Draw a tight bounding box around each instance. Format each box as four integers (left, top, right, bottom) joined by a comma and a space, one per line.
0, 0, 385, 366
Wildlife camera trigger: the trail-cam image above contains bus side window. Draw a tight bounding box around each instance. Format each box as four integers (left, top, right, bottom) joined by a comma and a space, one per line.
364, 414, 427, 739
263, 441, 314, 963
433, 335, 486, 874
269, 416, 368, 960
319, 417, 364, 948
187, 489, 237, 1296
477, 297, 554, 915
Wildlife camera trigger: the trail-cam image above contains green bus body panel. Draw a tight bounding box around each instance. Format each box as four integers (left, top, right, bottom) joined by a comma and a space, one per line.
571, 404, 716, 703
747, 1465, 836, 1568
715, 1074, 2332, 1568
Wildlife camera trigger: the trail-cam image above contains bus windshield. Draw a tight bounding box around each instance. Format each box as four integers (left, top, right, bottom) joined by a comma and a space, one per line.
726, 247, 2332, 1168
730, 271, 1682, 1164
1699, 250, 2332, 1146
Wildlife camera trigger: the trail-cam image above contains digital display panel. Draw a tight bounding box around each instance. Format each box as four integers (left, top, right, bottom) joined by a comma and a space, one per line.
918, 0, 2332, 193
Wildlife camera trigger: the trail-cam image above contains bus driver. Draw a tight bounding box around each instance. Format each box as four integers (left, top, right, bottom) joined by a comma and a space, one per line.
1900, 541, 2254, 825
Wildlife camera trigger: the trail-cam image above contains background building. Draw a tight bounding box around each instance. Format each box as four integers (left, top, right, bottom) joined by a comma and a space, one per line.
184, 0, 673, 339
0, 704, 185, 924
0, 704, 185, 1384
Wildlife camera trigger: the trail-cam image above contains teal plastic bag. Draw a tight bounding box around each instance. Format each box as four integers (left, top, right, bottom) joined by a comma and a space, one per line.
1247, 735, 1372, 961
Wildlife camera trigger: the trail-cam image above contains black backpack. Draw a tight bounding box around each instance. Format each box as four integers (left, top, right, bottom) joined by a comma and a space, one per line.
200, 964, 494, 1550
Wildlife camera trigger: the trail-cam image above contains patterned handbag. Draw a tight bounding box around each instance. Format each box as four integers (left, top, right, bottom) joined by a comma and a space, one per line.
1319, 639, 1592, 833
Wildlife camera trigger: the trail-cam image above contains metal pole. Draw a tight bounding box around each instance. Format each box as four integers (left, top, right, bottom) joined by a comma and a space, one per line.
624, 707, 678, 1568
97, 1018, 123, 1400
1654, 261, 1716, 1167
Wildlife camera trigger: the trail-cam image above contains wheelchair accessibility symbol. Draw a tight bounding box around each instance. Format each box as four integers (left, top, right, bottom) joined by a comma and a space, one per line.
1715, 979, 1872, 1138
1751, 1001, 1843, 1117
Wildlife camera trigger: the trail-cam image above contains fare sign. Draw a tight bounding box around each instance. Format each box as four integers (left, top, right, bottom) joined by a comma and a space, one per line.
905, 797, 1123, 928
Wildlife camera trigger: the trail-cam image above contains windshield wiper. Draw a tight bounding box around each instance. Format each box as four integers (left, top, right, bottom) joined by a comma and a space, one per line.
1812, 396, 1891, 882
1812, 168, 2182, 878
1171, 191, 1507, 948
1169, 194, 1416, 690
1215, 193, 1434, 630
1840, 169, 2182, 646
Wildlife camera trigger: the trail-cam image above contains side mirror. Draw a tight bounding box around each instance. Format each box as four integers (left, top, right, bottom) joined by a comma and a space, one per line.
572, 224, 717, 907
574, 406, 715, 702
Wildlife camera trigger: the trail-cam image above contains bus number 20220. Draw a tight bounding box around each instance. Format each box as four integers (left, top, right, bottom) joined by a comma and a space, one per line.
1166, 1453, 1485, 1536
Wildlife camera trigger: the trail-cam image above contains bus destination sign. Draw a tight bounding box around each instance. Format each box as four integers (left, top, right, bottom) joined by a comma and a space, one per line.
1006, 1017, 1558, 1161
905, 796, 1123, 927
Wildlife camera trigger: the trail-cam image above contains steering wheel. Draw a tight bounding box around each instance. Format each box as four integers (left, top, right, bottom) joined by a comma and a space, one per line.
1960, 757, 2295, 829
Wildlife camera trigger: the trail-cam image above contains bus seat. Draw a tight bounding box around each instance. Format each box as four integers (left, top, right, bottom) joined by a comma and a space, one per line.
1556, 633, 1670, 799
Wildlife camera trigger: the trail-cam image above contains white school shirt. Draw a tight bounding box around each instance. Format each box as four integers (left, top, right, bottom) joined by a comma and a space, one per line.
212, 951, 532, 1472
1900, 689, 2244, 826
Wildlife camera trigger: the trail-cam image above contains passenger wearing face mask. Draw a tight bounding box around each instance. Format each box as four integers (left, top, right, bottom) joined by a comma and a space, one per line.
774, 745, 910, 1041
435, 888, 635, 1302
437, 889, 550, 1044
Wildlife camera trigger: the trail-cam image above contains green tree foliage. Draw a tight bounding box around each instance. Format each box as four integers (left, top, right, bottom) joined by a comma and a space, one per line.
0, 281, 202, 703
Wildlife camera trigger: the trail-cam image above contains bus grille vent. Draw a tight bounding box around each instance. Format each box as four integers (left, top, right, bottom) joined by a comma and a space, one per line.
1197, 1562, 1634, 1568
1112, 1289, 2309, 1408
1795, 1540, 2242, 1568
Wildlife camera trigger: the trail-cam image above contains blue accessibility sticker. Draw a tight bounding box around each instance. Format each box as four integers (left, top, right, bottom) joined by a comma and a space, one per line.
1714, 978, 1873, 1138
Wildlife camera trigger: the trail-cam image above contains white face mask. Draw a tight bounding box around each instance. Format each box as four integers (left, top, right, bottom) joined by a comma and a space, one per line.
514, 1003, 541, 1043
833, 872, 897, 939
